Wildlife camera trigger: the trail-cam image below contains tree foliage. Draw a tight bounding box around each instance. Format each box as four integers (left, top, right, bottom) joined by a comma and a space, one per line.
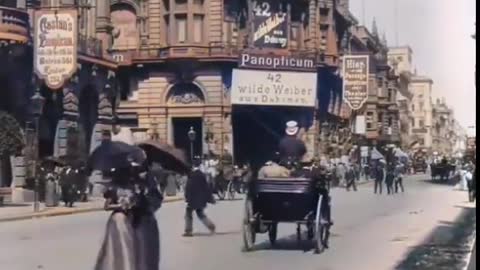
0, 111, 24, 158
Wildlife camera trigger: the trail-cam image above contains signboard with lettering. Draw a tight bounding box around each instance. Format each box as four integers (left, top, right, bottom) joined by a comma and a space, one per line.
34, 9, 78, 90
239, 53, 316, 72
342, 55, 369, 110
252, 1, 288, 49
231, 69, 317, 107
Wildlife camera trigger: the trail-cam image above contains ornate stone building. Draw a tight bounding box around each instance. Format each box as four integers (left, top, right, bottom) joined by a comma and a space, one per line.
0, 1, 32, 195
0, 1, 119, 201
409, 75, 434, 151
388, 46, 414, 150
108, 0, 354, 165
431, 98, 456, 155
346, 20, 400, 151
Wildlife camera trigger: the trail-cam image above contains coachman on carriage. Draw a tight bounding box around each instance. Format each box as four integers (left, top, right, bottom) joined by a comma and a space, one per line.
242, 121, 332, 254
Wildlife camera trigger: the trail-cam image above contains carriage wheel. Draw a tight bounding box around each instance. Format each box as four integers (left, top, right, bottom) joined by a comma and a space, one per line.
227, 181, 236, 200
313, 196, 327, 254
242, 198, 256, 252
268, 223, 278, 246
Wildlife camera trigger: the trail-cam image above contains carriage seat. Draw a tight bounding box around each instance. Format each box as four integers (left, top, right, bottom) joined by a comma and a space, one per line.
258, 162, 291, 179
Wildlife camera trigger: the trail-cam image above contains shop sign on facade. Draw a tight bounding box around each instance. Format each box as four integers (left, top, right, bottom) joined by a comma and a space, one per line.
342, 55, 369, 110
231, 69, 317, 107
252, 0, 288, 49
34, 9, 78, 90
239, 53, 316, 72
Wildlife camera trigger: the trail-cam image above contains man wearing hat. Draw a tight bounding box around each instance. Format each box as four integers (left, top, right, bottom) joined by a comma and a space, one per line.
278, 121, 307, 165
183, 156, 216, 237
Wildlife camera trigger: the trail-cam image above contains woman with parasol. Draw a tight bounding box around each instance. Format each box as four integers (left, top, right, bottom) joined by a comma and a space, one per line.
90, 131, 163, 270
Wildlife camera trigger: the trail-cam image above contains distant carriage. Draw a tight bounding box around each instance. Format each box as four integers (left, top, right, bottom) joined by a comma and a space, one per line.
430, 162, 455, 181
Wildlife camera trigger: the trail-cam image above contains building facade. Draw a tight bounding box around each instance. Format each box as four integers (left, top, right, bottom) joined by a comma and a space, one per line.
346, 21, 400, 153
388, 46, 414, 150
110, 0, 354, 166
0, 1, 120, 201
431, 98, 456, 155
409, 75, 434, 151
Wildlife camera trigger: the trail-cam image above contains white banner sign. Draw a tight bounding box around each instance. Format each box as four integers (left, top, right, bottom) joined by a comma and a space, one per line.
231, 69, 317, 107
354, 115, 366, 135
34, 9, 78, 90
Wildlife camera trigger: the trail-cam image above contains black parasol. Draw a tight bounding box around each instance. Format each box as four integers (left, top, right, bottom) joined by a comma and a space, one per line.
137, 140, 190, 174
88, 140, 147, 173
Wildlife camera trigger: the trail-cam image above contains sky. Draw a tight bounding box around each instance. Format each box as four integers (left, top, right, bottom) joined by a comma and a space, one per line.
350, 0, 477, 129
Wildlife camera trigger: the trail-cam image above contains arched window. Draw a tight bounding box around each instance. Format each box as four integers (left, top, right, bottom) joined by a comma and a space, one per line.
166, 83, 205, 105
111, 3, 139, 50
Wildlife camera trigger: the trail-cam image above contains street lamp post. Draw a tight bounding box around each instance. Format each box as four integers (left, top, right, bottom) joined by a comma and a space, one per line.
30, 88, 45, 212
188, 127, 196, 163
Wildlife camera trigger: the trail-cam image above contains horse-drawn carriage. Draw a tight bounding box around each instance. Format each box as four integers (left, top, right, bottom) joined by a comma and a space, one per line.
430, 161, 456, 181
242, 170, 331, 254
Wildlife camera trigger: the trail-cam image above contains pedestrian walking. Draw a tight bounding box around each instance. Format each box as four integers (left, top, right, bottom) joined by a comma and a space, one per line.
385, 162, 395, 195
183, 157, 216, 237
374, 161, 385, 194
394, 161, 405, 193
345, 164, 357, 192
95, 164, 163, 270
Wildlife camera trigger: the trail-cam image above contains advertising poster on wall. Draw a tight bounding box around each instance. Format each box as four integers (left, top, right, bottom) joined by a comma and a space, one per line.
34, 9, 78, 90
342, 55, 369, 110
231, 69, 317, 107
252, 0, 288, 49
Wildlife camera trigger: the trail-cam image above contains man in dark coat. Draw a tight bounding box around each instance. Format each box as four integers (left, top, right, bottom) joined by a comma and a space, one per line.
385, 162, 395, 195
374, 161, 385, 194
183, 157, 216, 237
345, 164, 357, 192
278, 121, 307, 165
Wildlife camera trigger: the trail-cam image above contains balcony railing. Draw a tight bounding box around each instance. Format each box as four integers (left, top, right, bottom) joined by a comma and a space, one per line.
125, 42, 339, 67
78, 34, 103, 58
131, 42, 245, 60
0, 6, 29, 43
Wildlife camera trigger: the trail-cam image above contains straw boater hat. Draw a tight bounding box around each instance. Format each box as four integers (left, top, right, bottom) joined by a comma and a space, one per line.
286, 121, 299, 136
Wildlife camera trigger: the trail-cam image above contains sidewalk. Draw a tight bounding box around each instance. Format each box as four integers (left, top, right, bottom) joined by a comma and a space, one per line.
0, 193, 184, 223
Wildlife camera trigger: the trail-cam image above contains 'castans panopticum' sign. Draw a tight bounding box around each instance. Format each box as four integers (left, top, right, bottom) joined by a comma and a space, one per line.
253, 1, 288, 49
342, 55, 369, 110
34, 10, 78, 90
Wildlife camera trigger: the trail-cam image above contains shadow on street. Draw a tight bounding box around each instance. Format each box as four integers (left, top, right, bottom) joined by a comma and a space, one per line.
395, 205, 476, 270
421, 178, 457, 187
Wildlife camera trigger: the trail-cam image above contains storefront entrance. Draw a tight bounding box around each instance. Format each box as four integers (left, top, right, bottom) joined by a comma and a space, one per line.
232, 106, 314, 170
172, 117, 203, 160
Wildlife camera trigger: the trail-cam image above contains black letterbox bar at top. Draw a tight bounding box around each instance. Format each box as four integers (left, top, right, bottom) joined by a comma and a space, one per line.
238, 53, 317, 72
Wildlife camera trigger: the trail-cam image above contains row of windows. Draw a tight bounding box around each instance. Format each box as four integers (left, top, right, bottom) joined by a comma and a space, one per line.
107, 0, 328, 48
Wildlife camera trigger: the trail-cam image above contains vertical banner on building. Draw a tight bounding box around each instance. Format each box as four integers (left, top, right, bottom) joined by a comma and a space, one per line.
354, 115, 366, 135
34, 9, 78, 90
252, 0, 288, 49
342, 55, 369, 110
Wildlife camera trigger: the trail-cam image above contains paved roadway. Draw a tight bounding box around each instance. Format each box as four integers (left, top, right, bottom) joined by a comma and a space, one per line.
0, 175, 475, 270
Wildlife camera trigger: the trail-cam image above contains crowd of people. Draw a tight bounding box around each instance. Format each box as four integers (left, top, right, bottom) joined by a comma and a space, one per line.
83, 123, 475, 270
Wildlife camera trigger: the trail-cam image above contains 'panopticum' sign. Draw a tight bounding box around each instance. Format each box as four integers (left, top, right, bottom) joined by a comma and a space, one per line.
34, 10, 78, 90
342, 55, 370, 110
239, 53, 316, 72
231, 69, 317, 107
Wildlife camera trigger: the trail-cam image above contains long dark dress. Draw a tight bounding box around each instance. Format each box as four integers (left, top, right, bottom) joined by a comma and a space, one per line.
95, 171, 163, 270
